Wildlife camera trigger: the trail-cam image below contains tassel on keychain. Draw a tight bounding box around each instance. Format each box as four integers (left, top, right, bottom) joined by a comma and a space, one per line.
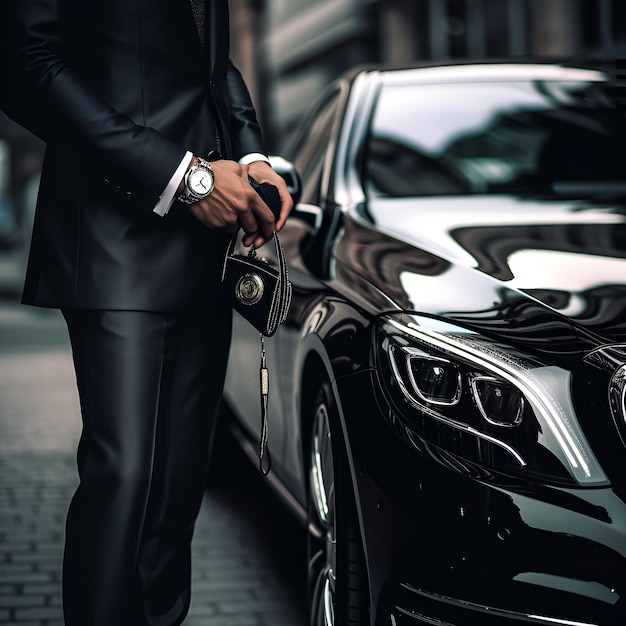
259, 334, 271, 475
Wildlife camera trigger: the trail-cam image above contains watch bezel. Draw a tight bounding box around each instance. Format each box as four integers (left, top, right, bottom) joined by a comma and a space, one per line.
178, 158, 215, 204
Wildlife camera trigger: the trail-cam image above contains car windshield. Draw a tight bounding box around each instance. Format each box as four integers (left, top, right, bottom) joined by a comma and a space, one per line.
363, 78, 625, 199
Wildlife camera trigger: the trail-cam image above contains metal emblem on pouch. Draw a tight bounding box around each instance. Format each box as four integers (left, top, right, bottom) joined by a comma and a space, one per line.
235, 273, 265, 306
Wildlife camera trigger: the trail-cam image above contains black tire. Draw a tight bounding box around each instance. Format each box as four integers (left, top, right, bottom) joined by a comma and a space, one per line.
307, 382, 368, 626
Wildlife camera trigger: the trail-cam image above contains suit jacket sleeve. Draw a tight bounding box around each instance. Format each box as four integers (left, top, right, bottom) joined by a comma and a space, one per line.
226, 61, 268, 161
2, 0, 186, 207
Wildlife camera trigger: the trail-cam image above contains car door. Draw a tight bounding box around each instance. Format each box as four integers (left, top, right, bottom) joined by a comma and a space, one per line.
223, 83, 346, 491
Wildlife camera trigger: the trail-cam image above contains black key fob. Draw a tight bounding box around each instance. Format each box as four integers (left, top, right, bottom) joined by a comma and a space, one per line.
248, 175, 281, 221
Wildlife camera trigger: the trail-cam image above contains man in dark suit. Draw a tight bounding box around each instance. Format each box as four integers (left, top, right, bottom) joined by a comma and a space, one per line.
1, 1, 292, 624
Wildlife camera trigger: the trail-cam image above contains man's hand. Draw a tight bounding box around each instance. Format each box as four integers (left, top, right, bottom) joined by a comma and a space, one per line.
246, 160, 294, 236
182, 157, 294, 250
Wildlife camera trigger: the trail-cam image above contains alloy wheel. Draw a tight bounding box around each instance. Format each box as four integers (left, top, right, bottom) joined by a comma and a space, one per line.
309, 401, 336, 626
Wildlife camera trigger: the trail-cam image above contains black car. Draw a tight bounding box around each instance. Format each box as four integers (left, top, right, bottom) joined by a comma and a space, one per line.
222, 62, 626, 626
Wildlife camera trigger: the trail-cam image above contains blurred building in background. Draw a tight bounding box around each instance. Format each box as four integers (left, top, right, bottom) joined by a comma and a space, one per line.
230, 0, 625, 148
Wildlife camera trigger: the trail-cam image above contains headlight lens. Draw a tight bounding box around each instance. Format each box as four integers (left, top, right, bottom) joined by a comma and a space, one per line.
470, 376, 524, 427
376, 315, 607, 486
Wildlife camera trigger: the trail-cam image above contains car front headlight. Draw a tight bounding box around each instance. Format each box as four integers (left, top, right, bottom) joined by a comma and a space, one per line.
376, 315, 607, 487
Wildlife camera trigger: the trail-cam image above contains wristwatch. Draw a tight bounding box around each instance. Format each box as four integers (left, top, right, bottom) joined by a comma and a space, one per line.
178, 157, 215, 204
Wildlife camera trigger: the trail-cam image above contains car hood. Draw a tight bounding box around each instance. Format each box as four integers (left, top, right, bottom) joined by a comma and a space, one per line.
336, 195, 626, 358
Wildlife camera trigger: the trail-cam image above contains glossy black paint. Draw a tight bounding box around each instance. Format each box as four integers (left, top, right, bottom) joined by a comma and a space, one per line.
223, 62, 626, 626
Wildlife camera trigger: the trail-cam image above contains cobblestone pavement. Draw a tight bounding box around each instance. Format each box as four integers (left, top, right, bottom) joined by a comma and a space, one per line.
0, 262, 308, 626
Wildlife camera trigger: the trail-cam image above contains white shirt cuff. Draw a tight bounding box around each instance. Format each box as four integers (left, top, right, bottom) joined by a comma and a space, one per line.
238, 153, 270, 166
153, 151, 194, 216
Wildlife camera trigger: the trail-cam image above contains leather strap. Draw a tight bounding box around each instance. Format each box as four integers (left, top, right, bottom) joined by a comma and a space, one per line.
259, 336, 271, 475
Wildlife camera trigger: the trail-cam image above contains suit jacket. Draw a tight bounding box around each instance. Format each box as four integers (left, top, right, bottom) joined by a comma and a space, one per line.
1, 0, 267, 311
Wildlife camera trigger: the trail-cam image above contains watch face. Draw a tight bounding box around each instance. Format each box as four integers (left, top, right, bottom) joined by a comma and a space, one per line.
189, 168, 213, 196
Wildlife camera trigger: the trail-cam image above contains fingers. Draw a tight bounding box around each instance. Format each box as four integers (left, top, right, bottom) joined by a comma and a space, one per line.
187, 158, 293, 246
247, 161, 294, 232
275, 184, 294, 231
239, 208, 271, 240
188, 160, 265, 231
243, 233, 270, 249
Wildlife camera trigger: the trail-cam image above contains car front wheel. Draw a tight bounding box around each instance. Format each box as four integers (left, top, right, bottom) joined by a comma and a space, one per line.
307, 382, 368, 626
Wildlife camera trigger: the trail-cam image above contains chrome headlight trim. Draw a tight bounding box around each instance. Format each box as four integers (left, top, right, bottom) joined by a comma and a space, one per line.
469, 374, 525, 428
401, 347, 463, 407
383, 315, 607, 486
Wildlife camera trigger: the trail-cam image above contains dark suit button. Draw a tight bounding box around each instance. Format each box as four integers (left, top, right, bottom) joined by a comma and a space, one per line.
125, 192, 133, 202
113, 185, 121, 195
99, 179, 112, 195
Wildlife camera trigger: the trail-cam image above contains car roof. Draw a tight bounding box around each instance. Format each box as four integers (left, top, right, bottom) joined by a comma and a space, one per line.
344, 60, 612, 87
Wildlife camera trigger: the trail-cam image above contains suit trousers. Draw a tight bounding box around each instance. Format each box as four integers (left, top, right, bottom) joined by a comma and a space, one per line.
61, 275, 232, 626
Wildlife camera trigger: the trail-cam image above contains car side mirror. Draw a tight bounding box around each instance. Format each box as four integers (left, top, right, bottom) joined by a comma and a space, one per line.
269, 155, 302, 206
